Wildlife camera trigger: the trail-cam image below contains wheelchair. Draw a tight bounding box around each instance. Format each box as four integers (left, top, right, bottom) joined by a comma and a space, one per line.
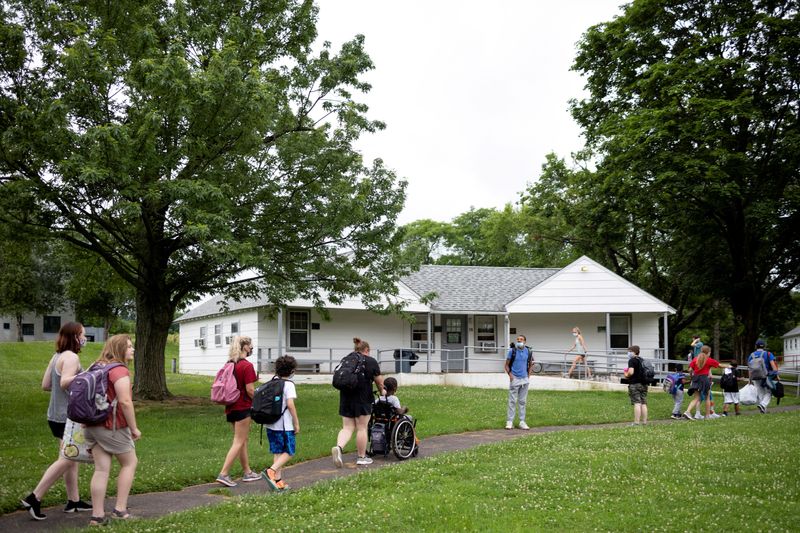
367, 398, 419, 460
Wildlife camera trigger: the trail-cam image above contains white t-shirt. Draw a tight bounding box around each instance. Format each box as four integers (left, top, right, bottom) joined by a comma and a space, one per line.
376, 394, 402, 410
266, 380, 297, 431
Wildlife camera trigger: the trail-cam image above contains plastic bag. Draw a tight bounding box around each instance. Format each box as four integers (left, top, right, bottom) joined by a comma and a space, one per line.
739, 383, 758, 406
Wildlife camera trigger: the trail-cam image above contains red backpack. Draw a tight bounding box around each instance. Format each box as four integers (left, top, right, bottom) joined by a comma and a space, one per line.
211, 361, 241, 405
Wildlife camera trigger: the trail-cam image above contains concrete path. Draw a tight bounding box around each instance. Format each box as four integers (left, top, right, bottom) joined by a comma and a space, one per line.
3, 405, 798, 531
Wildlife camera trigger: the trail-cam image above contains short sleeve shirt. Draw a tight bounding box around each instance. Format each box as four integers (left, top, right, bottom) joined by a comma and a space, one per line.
689, 357, 720, 377
627, 356, 645, 384
105, 365, 130, 430
267, 379, 297, 431
507, 348, 530, 378
225, 359, 258, 414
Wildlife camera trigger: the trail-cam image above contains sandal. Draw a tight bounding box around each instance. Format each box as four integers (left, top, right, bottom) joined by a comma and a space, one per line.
111, 509, 131, 519
89, 516, 108, 526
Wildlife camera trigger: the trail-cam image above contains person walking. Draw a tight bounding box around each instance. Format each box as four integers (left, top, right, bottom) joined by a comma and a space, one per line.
747, 339, 780, 413
505, 335, 533, 430
683, 345, 720, 420
262, 356, 299, 492
83, 334, 141, 525
332, 337, 384, 467
216, 336, 260, 487
566, 327, 591, 379
21, 322, 92, 520
688, 335, 703, 364
623, 345, 648, 425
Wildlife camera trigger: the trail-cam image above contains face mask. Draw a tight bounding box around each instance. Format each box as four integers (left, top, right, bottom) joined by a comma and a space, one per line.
627, 351, 635, 357
572, 332, 578, 337
79, 338, 87, 347
515, 342, 524, 349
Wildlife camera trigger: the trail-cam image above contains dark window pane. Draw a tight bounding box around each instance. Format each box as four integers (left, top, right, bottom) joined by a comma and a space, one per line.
43, 316, 61, 334
22, 323, 34, 336
289, 331, 308, 348
610, 335, 629, 349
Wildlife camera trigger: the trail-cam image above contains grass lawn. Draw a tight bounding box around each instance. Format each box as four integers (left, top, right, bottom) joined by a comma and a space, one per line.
1, 341, 798, 525
109, 411, 800, 532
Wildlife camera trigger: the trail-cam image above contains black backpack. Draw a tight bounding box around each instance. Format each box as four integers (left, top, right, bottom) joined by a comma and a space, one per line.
720, 371, 738, 392
332, 352, 366, 391
639, 357, 655, 381
250, 376, 289, 425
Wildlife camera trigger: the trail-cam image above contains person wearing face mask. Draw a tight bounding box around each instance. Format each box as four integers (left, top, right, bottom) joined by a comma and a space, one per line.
623, 345, 648, 426
504, 335, 533, 430
566, 327, 591, 379
21, 322, 92, 520
215, 336, 260, 488
262, 355, 299, 492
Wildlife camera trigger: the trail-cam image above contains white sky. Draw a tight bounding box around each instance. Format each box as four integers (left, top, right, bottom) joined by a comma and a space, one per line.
315, 0, 625, 224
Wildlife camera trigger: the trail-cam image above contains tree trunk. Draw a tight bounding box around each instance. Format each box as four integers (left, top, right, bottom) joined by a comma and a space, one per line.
15, 313, 23, 342
133, 289, 175, 400
731, 291, 762, 365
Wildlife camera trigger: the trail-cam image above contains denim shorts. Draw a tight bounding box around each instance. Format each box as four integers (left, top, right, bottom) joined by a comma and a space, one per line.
267, 429, 296, 456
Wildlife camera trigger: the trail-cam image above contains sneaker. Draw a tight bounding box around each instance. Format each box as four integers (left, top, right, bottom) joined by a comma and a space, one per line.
356, 456, 373, 466
261, 468, 280, 491
64, 499, 93, 513
332, 446, 343, 468
215, 474, 237, 487
721, 412, 728, 417
682, 412, 694, 420
694, 412, 704, 420
21, 493, 45, 521
505, 421, 513, 430
628, 422, 640, 426
670, 414, 681, 420
758, 405, 766, 414
241, 471, 261, 482
519, 422, 530, 430
708, 413, 721, 419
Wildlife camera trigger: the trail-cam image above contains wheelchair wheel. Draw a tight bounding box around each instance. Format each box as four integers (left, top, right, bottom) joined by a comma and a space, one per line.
392, 418, 416, 460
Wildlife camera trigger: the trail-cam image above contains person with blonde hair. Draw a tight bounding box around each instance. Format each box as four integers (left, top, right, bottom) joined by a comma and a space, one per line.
566, 327, 591, 379
332, 337, 384, 467
83, 334, 141, 525
215, 336, 260, 487
21, 322, 92, 520
683, 345, 720, 420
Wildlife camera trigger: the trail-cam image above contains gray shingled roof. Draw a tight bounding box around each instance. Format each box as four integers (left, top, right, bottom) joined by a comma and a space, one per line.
402, 265, 560, 312
176, 265, 561, 322
783, 325, 800, 337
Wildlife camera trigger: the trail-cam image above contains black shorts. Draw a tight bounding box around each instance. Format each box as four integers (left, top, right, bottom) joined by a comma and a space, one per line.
48, 420, 66, 439
226, 409, 251, 423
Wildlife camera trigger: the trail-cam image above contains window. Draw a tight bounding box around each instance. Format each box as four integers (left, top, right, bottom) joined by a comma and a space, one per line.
2, 323, 9, 330
609, 315, 630, 349
475, 316, 496, 345
411, 315, 429, 349
288, 310, 310, 349
22, 323, 34, 336
446, 318, 462, 344
230, 322, 239, 335
43, 315, 61, 334
199, 326, 207, 343
214, 324, 222, 346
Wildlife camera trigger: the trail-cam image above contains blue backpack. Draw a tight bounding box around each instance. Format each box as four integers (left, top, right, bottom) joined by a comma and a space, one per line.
662, 372, 682, 394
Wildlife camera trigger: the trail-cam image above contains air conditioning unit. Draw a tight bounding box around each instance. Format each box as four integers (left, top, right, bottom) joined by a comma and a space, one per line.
412, 341, 429, 350
478, 341, 496, 353
194, 338, 206, 348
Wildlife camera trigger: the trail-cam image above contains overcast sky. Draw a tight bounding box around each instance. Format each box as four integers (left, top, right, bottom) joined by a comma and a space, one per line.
315, 1, 625, 224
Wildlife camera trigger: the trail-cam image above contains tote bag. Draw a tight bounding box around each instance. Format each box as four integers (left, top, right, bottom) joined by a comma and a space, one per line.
60, 418, 94, 463
739, 383, 758, 406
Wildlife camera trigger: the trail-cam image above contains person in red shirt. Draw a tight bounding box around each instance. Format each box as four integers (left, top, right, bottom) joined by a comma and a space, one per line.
215, 336, 259, 487
83, 334, 141, 525
683, 345, 720, 420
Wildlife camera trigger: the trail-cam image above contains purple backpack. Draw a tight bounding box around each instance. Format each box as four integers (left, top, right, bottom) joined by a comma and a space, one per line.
67, 362, 124, 425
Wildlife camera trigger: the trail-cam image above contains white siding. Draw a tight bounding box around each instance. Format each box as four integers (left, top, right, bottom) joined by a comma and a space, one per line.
507, 256, 673, 314
631, 313, 661, 358
179, 310, 259, 375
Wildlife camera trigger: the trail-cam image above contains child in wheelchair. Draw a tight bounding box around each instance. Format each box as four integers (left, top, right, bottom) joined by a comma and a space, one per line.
368, 378, 419, 460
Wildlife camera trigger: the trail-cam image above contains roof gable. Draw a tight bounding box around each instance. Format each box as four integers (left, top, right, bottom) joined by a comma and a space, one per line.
506, 256, 675, 314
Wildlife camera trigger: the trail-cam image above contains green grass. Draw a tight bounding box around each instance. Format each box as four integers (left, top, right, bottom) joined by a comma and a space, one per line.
108, 411, 800, 532
2, 341, 798, 523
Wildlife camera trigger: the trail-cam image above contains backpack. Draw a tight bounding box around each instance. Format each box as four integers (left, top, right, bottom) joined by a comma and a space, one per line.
747, 350, 770, 380
720, 371, 738, 392
332, 352, 366, 391
211, 361, 240, 405
67, 362, 124, 425
640, 357, 655, 381
662, 372, 682, 394
250, 376, 289, 425
773, 380, 785, 404
370, 421, 388, 456
508, 346, 533, 371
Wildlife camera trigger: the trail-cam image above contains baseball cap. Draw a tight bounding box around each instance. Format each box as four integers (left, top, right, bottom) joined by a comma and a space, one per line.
755, 339, 766, 347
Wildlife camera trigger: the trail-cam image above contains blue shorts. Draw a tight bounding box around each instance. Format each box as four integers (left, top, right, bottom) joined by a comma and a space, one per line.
267, 429, 296, 456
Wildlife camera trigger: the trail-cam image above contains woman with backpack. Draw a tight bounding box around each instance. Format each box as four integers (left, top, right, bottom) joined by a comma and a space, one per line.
331, 337, 384, 467
683, 345, 720, 420
215, 336, 260, 488
82, 334, 141, 525
21, 322, 92, 521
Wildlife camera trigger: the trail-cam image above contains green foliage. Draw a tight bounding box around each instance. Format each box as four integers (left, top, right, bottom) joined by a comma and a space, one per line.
111, 412, 800, 532
0, 0, 407, 398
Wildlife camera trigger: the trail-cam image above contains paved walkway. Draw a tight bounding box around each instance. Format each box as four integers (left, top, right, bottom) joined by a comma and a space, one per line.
3, 405, 798, 531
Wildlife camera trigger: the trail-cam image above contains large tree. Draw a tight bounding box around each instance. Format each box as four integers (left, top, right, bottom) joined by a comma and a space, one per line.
569, 0, 800, 358
0, 0, 406, 398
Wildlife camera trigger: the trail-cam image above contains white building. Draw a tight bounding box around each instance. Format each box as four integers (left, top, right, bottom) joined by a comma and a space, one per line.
782, 325, 800, 370
175, 256, 675, 377
1, 308, 106, 343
